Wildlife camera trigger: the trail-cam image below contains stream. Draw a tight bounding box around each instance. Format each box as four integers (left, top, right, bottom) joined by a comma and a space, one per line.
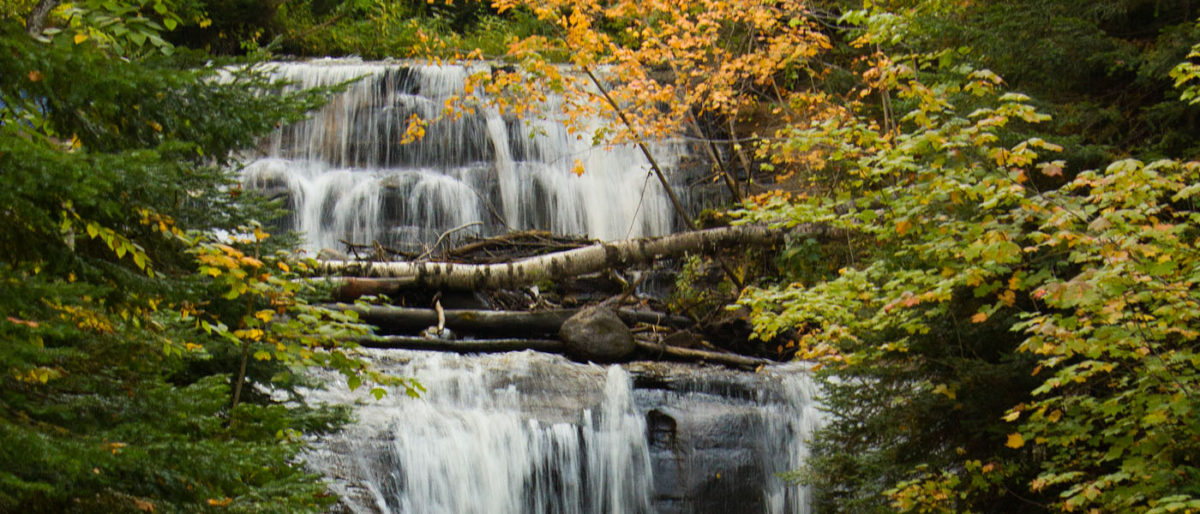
301, 350, 823, 514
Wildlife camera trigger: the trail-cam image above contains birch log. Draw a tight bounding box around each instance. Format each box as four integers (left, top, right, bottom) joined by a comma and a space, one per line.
316, 225, 793, 290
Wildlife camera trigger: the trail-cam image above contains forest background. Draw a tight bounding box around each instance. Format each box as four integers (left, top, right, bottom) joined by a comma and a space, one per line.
2, 0, 1200, 512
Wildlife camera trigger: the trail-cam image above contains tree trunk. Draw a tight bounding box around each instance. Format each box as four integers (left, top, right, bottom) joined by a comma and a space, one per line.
349, 336, 773, 369
316, 225, 800, 290
634, 341, 772, 369
353, 335, 565, 353
26, 0, 60, 37
324, 304, 693, 336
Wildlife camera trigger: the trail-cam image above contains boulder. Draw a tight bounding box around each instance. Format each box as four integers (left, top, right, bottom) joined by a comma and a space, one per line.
558, 305, 635, 362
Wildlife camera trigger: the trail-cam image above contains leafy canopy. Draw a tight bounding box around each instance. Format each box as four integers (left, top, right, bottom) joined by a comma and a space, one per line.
0, 6, 413, 512
737, 4, 1200, 512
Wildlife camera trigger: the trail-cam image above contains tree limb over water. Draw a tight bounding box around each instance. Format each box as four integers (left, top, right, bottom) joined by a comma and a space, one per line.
315, 225, 819, 290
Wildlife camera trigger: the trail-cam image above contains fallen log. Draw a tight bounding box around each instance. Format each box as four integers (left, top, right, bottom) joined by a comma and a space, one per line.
353, 336, 565, 353
332, 304, 571, 336
323, 303, 693, 336
315, 225, 797, 290
634, 341, 772, 369
350, 336, 772, 369
328, 277, 409, 300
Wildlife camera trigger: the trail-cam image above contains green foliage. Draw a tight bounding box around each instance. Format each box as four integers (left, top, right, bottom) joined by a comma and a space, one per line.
738, 6, 1200, 512
0, 15, 401, 512
253, 0, 555, 59
1171, 24, 1200, 105
848, 0, 1200, 164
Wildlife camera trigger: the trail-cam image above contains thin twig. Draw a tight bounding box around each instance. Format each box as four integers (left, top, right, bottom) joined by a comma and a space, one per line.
418, 221, 483, 261
582, 66, 745, 290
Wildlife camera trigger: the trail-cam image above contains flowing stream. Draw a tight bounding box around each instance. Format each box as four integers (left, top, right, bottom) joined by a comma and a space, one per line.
242, 59, 695, 254
249, 60, 826, 513
302, 350, 823, 514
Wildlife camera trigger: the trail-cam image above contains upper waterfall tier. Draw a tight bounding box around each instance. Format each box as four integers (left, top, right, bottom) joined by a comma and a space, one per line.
241, 59, 698, 253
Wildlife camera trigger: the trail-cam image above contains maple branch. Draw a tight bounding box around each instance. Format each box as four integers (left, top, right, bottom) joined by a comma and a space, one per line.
581, 66, 746, 289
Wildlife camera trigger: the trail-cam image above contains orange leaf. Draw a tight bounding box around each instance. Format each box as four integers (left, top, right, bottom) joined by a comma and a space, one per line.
27, 70, 42, 82
970, 312, 988, 323
895, 219, 912, 235
1038, 161, 1064, 177
6, 316, 39, 328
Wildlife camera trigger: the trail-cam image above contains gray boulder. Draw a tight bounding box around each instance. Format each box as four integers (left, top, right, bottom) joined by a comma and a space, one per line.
559, 305, 635, 362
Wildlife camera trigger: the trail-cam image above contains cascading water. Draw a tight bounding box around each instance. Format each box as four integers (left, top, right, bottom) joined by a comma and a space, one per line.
302, 350, 824, 514
254, 59, 826, 513
241, 59, 689, 254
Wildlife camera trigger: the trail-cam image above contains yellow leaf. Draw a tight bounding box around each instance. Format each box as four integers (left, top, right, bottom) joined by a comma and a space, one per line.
233, 328, 263, 341
932, 383, 956, 400
74, 33, 88, 44
571, 159, 585, 176
1005, 432, 1025, 449
207, 497, 232, 507
1002, 411, 1020, 422
971, 312, 988, 323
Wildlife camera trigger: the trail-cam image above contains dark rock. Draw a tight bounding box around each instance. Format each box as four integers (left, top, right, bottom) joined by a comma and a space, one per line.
662, 330, 702, 349
558, 305, 635, 362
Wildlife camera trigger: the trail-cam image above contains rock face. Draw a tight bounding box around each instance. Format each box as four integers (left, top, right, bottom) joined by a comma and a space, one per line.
558, 305, 636, 362
629, 361, 820, 513
304, 351, 823, 514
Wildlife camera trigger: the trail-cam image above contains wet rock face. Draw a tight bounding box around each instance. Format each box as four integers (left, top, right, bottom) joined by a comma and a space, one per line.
304, 352, 821, 514
637, 388, 791, 513
559, 305, 636, 363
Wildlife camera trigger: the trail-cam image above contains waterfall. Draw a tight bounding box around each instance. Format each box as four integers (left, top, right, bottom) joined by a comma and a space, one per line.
302, 350, 824, 514
241, 59, 691, 253
251, 59, 825, 513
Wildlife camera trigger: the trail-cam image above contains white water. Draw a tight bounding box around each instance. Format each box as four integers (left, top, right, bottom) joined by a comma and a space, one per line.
241, 59, 687, 253
304, 351, 653, 514
302, 350, 824, 514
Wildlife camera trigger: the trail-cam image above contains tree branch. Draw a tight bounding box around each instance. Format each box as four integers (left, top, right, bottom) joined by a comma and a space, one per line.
26, 0, 60, 38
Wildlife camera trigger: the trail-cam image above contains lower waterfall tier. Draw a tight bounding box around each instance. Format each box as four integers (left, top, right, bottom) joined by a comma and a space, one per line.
301, 350, 823, 514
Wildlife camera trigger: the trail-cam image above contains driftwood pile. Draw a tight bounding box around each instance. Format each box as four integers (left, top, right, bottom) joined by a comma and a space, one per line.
319, 225, 799, 370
